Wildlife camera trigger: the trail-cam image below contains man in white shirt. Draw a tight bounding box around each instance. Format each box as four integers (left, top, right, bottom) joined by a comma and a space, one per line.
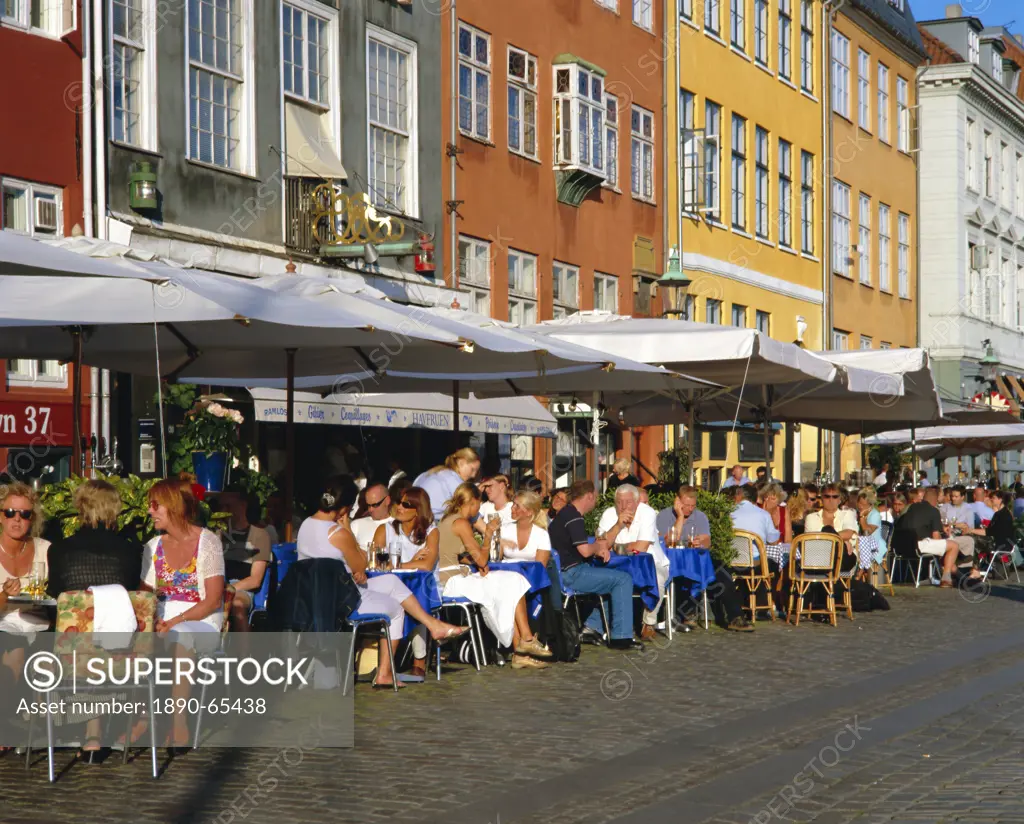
729, 485, 780, 561
969, 486, 994, 526
721, 465, 751, 488
350, 484, 393, 546
873, 462, 889, 487
941, 485, 975, 534
917, 471, 930, 488
805, 484, 859, 574
596, 484, 668, 640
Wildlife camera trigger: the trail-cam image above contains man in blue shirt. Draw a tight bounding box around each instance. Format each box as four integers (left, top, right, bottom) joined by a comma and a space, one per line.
721, 465, 751, 488
969, 486, 994, 526
729, 484, 780, 556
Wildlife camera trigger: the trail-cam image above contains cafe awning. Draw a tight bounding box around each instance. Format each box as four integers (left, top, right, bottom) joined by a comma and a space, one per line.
284, 101, 347, 179
248, 388, 557, 438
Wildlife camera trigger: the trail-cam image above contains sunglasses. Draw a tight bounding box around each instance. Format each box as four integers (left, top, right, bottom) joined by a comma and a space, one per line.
366, 497, 388, 508
398, 500, 416, 510
2, 509, 33, 519
823, 494, 841, 500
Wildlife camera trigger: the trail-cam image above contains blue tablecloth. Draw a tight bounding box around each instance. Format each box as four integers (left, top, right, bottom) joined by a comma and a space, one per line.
665, 547, 717, 597
490, 560, 551, 618
367, 570, 441, 637
597, 553, 660, 610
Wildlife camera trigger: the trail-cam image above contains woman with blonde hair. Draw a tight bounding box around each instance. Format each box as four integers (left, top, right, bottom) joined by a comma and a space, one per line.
412, 447, 481, 518
607, 457, 640, 491
500, 490, 551, 566
478, 473, 514, 529
856, 486, 885, 577
0, 481, 50, 634
436, 483, 549, 669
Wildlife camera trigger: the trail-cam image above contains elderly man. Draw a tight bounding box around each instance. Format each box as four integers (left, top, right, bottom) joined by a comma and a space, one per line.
805, 483, 860, 574
730, 484, 779, 555
597, 484, 668, 640
350, 483, 393, 546
722, 465, 751, 489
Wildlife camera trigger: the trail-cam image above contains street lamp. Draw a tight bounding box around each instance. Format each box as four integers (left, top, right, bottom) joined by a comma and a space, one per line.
128, 161, 159, 211
657, 247, 692, 319
979, 339, 999, 386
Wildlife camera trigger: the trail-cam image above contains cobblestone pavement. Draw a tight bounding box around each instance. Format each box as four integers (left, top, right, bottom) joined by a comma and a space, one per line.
4, 582, 1024, 824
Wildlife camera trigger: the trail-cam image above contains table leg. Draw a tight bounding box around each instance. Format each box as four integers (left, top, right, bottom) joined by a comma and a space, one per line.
666, 583, 674, 641
703, 590, 709, 630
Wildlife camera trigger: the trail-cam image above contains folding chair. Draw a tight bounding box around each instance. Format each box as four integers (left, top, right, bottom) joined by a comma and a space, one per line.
729, 530, 774, 623
871, 521, 895, 596
979, 542, 1021, 583
342, 611, 399, 694
436, 589, 486, 677
787, 533, 841, 626
835, 537, 856, 622
555, 551, 611, 645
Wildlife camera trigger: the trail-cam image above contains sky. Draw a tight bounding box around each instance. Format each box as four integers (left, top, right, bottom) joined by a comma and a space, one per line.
913, 0, 1021, 35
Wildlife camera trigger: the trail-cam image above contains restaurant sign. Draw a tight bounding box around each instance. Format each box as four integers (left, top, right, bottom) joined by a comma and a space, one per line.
0, 401, 74, 447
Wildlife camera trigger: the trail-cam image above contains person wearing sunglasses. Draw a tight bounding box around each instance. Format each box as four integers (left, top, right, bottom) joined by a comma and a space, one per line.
0, 481, 50, 635
805, 483, 860, 573
350, 484, 393, 547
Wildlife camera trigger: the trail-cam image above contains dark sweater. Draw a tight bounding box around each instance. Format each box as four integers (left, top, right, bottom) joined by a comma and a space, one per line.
986, 507, 1015, 551
46, 525, 143, 598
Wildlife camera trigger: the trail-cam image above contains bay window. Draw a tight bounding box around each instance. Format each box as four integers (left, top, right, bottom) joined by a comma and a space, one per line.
553, 62, 606, 179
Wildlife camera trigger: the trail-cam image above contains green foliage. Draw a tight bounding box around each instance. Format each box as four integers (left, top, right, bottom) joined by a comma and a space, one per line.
232, 468, 279, 508
867, 445, 907, 475
154, 383, 198, 411
167, 402, 243, 475
583, 486, 736, 565
657, 444, 691, 487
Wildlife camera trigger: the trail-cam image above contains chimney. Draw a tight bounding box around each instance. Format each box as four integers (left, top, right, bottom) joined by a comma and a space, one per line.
945, 4, 962, 18
1015, 34, 1023, 45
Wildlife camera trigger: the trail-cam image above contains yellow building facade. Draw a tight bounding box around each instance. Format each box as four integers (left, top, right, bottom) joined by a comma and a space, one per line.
667, 0, 827, 485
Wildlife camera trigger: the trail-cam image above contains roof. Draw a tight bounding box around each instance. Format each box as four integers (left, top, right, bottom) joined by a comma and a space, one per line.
1001, 34, 1024, 103
848, 0, 928, 61
919, 26, 964, 66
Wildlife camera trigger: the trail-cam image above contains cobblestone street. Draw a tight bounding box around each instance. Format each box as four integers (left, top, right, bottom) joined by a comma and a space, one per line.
6, 582, 1024, 824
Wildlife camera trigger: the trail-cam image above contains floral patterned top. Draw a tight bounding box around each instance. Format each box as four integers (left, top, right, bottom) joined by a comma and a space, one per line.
153, 538, 201, 603
141, 528, 224, 630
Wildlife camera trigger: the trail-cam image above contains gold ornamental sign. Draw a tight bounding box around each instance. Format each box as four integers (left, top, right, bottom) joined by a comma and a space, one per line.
311, 187, 406, 246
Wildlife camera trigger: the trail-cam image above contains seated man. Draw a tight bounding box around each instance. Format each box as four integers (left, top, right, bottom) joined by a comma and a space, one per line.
730, 484, 780, 558
549, 480, 642, 651
805, 483, 859, 571
970, 486, 994, 527
597, 485, 668, 640
893, 489, 963, 588
658, 486, 753, 632
722, 464, 751, 489
350, 483, 393, 547
925, 485, 974, 560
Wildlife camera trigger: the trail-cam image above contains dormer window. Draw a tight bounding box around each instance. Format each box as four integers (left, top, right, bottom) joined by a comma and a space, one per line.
968, 29, 980, 64
553, 62, 606, 179
885, 0, 903, 11
993, 52, 1004, 83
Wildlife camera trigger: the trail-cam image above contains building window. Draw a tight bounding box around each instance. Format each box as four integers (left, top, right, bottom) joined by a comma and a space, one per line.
832, 330, 849, 350
984, 131, 994, 198
858, 193, 871, 285
681, 90, 698, 211
458, 21, 490, 141
800, 150, 814, 254
507, 249, 537, 325
367, 27, 417, 215
1017, 153, 1024, 218
966, 117, 977, 190
507, 46, 538, 159
730, 0, 745, 49
800, 0, 813, 93
680, 0, 693, 21
632, 0, 653, 31
831, 179, 851, 276
878, 202, 891, 292
595, 0, 617, 9
706, 0, 720, 35
857, 49, 870, 131
754, 127, 769, 238
968, 28, 980, 64
876, 63, 889, 144
859, 335, 872, 350
458, 235, 491, 315
7, 359, 67, 388
187, 0, 250, 172
1, 0, 72, 36
731, 114, 747, 230
705, 100, 722, 220
111, 0, 155, 149
605, 94, 619, 189
880, 341, 891, 349
731, 304, 747, 327
594, 273, 619, 312
631, 105, 655, 202
283, 2, 329, 106
552, 262, 580, 317
896, 76, 909, 153
1000, 142, 1012, 210
754, 0, 768, 64
897, 212, 910, 298
831, 29, 850, 119
778, 139, 792, 248
553, 62, 606, 178
706, 297, 722, 324
755, 310, 770, 334
778, 0, 792, 81
993, 52, 1004, 84
0, 178, 62, 236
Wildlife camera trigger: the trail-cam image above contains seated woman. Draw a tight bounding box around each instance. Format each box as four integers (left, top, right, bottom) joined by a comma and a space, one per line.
140, 478, 226, 747
298, 476, 467, 689
962, 489, 1013, 583
855, 487, 885, 580
438, 483, 550, 669
760, 482, 792, 545
216, 487, 272, 633
499, 490, 552, 566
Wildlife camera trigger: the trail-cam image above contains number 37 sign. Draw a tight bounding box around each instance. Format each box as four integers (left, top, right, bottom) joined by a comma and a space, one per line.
0, 402, 74, 447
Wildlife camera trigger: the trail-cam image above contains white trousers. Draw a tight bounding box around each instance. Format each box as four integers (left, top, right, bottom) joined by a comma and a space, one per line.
356, 574, 412, 641
643, 546, 671, 627
442, 570, 531, 648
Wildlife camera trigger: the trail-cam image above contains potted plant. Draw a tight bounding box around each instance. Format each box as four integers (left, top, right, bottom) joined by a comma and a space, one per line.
175, 401, 244, 493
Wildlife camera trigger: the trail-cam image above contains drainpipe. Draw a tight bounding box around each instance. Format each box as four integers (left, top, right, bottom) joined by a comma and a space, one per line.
92, 0, 107, 241
101, 368, 111, 462
81, 0, 93, 238
822, 0, 839, 477
89, 367, 99, 475
449, 0, 459, 293
914, 65, 922, 348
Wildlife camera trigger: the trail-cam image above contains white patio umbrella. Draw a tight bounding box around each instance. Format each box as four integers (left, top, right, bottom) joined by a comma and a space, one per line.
864, 424, 1024, 475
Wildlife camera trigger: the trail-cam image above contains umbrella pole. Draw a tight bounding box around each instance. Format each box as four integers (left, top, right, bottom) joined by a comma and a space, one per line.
687, 399, 697, 487
452, 380, 460, 451
991, 450, 999, 487
284, 349, 296, 543
71, 328, 83, 477
910, 427, 917, 479
591, 391, 600, 489
762, 386, 772, 482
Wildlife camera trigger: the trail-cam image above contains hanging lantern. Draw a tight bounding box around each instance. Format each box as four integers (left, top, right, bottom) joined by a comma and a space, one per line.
415, 233, 436, 274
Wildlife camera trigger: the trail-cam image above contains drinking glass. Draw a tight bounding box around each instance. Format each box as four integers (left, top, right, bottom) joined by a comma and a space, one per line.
31, 562, 46, 600
375, 547, 390, 571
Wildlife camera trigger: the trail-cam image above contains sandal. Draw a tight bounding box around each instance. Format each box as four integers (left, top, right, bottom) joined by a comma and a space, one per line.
115, 719, 149, 747
81, 736, 103, 754
431, 625, 470, 641
371, 678, 406, 690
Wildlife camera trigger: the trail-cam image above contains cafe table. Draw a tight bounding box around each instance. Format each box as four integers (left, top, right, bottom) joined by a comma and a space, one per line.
663, 545, 717, 635
366, 569, 441, 637
488, 560, 551, 618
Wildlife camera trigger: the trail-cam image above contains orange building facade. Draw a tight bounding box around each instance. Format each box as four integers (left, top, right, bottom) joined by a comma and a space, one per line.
441, 0, 668, 488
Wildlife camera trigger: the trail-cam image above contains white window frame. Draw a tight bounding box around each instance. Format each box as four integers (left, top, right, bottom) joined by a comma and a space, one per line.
706, 298, 722, 324
831, 179, 851, 276
186, 0, 255, 174
878, 202, 891, 293
680, 0, 693, 21
552, 261, 580, 317
778, 0, 792, 81
1, 0, 73, 37
731, 114, 747, 230
605, 93, 619, 190
282, 0, 333, 109
754, 126, 769, 239
594, 0, 617, 9
631, 104, 655, 203
594, 272, 619, 313
857, 48, 870, 131
993, 52, 1004, 84
968, 28, 980, 65
755, 310, 770, 335
754, 0, 768, 65
984, 130, 995, 199
458, 235, 492, 316
731, 303, 747, 327
897, 212, 910, 298
832, 330, 849, 351
877, 63, 889, 144
553, 62, 606, 179
880, 341, 892, 349
507, 45, 538, 161
632, 0, 653, 31
110, 0, 158, 150
896, 76, 909, 153
831, 29, 850, 119
680, 90, 699, 212
6, 358, 68, 388
706, 0, 721, 35
800, 0, 813, 93
859, 335, 872, 350
1000, 141, 1012, 210
458, 21, 491, 142
705, 100, 722, 220
366, 25, 418, 217
507, 249, 538, 325
1017, 153, 1024, 218
730, 0, 745, 50
800, 150, 814, 254
0, 177, 63, 237
778, 139, 792, 248
966, 117, 977, 190
858, 193, 871, 285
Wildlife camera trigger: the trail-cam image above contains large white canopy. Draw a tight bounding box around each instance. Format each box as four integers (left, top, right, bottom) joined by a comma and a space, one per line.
863, 424, 1024, 460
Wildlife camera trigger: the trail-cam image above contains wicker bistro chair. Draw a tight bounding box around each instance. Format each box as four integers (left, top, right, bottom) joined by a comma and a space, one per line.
835, 537, 857, 622
729, 531, 775, 624
787, 533, 842, 626
872, 521, 895, 596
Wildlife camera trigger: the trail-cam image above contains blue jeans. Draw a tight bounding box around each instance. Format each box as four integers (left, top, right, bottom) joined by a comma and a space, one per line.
562, 563, 634, 641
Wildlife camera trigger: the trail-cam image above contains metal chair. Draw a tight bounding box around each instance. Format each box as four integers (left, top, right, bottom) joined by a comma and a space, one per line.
979, 542, 1021, 583
554, 551, 611, 644
729, 530, 774, 624
436, 592, 486, 677
835, 537, 857, 622
342, 612, 399, 694
787, 533, 842, 626
871, 521, 895, 596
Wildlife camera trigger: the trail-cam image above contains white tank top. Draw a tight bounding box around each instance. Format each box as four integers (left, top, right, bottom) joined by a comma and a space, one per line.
382, 522, 438, 566
296, 517, 350, 571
